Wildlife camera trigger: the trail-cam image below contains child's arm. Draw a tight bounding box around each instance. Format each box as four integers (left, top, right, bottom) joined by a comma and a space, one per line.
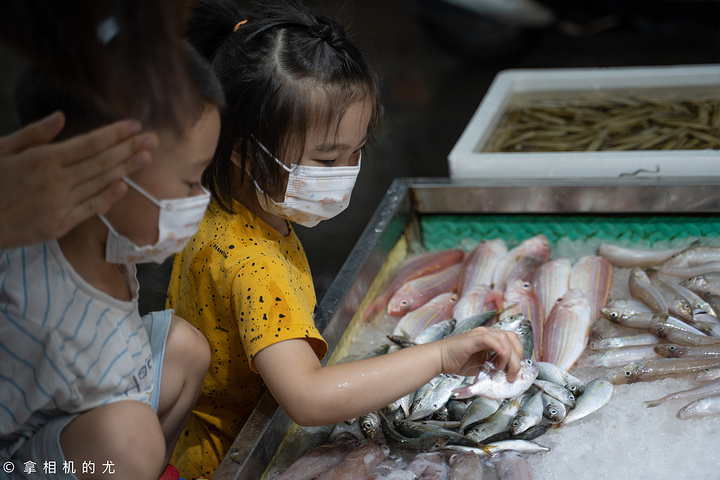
253, 326, 523, 426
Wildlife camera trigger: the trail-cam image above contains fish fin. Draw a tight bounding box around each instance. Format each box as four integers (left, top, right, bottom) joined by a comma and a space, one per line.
644, 399, 662, 408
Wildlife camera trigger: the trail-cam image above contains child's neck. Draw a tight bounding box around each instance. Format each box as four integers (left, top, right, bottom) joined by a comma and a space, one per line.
58, 217, 133, 301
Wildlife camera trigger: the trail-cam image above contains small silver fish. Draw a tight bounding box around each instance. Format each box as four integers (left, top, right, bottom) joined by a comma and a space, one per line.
645, 378, 720, 408
459, 396, 502, 431
466, 399, 520, 443
578, 344, 663, 369
408, 374, 465, 421
359, 412, 381, 439
535, 361, 585, 396
541, 392, 567, 423
590, 333, 660, 350
559, 377, 613, 426
676, 394, 720, 420
511, 389, 544, 435
533, 379, 575, 408
452, 358, 539, 400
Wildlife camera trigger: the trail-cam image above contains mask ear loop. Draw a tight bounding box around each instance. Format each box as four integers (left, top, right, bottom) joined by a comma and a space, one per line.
250, 134, 294, 173
121, 177, 162, 207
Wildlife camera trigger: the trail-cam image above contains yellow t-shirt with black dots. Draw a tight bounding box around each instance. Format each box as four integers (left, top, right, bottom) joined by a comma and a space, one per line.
166, 198, 327, 479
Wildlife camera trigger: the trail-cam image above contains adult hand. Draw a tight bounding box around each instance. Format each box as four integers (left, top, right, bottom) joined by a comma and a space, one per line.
0, 111, 159, 249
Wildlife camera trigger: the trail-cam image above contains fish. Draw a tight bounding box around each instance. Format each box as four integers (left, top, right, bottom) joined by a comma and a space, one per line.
360, 412, 381, 440
409, 374, 465, 421
499, 280, 544, 360
541, 289, 592, 371
533, 379, 575, 408
452, 310, 498, 336
588, 316, 626, 344
364, 249, 464, 322
541, 392, 568, 423
648, 317, 720, 346
276, 438, 360, 480
458, 239, 507, 296
387, 263, 462, 316
648, 271, 694, 321
533, 257, 571, 319
657, 261, 720, 279
676, 394, 720, 420
393, 419, 480, 448
465, 399, 520, 443
452, 358, 539, 400
695, 365, 720, 382
448, 450, 485, 480
493, 450, 534, 480
645, 378, 720, 408
493, 312, 534, 360
601, 310, 704, 335
315, 442, 390, 480
453, 285, 501, 322
405, 451, 449, 479
446, 400, 467, 422
628, 267, 668, 314
654, 343, 720, 359
681, 272, 720, 298
366, 460, 415, 480
510, 389, 544, 435
597, 241, 699, 268
492, 234, 551, 293
450, 440, 550, 456
535, 361, 585, 396
590, 332, 660, 350
569, 255, 613, 322
661, 246, 720, 271
459, 396, 502, 432
386, 391, 415, 419
610, 357, 720, 385
413, 318, 457, 344
558, 377, 613, 427
578, 344, 663, 368
606, 297, 653, 314
393, 293, 458, 340
377, 409, 451, 452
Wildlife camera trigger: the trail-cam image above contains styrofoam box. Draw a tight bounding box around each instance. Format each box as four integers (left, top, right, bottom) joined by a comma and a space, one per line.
448, 64, 720, 179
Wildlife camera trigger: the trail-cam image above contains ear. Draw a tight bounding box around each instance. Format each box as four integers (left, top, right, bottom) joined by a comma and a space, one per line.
231, 138, 244, 168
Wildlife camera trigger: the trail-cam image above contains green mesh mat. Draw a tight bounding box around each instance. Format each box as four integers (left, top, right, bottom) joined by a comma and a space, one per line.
421, 214, 720, 251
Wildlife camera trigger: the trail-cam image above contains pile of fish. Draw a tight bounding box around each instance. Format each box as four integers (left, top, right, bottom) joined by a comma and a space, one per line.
276, 236, 623, 479
588, 242, 720, 421
485, 93, 720, 153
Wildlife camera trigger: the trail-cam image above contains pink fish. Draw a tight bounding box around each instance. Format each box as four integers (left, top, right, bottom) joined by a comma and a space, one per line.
276, 439, 359, 480
533, 257, 571, 319
387, 264, 462, 317
315, 442, 389, 480
570, 255, 613, 323
458, 239, 507, 296
453, 284, 503, 321
363, 249, 464, 322
492, 234, 551, 293
501, 279, 544, 361
393, 293, 458, 340
541, 289, 593, 371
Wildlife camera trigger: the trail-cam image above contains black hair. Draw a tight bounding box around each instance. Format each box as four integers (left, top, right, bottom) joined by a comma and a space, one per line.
188, 0, 382, 212
1, 0, 201, 130
14, 42, 226, 141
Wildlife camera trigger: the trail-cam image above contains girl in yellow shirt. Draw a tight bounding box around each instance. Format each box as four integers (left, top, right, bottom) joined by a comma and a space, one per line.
166, 0, 524, 478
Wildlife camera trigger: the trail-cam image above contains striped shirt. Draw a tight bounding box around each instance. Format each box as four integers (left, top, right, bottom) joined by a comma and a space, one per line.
0, 241, 154, 460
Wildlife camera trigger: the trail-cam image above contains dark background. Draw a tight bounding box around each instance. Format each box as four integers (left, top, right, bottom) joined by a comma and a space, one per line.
2, 0, 719, 314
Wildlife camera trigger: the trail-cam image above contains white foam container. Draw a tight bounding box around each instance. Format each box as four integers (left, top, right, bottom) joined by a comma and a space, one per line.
448, 64, 720, 179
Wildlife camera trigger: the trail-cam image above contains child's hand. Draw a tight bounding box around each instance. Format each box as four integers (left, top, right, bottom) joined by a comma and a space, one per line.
435, 327, 524, 382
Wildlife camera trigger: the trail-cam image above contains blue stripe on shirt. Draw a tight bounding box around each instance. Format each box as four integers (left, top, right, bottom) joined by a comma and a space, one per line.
55, 286, 79, 331
0, 373, 34, 415
59, 298, 92, 351
2, 312, 72, 395
41, 244, 51, 327
0, 340, 59, 409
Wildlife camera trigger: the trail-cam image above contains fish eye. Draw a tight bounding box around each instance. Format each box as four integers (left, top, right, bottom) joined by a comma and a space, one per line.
624, 370, 632, 377
668, 345, 677, 352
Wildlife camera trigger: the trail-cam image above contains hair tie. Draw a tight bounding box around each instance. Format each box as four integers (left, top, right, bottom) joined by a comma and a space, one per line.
234, 19, 248, 32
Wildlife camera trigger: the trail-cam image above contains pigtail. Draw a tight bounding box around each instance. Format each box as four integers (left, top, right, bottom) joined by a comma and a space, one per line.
187, 0, 243, 62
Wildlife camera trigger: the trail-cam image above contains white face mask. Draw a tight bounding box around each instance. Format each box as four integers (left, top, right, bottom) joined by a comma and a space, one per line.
99, 177, 211, 264
252, 139, 361, 228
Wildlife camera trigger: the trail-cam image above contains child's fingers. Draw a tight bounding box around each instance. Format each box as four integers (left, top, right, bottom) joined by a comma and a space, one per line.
0, 111, 65, 156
